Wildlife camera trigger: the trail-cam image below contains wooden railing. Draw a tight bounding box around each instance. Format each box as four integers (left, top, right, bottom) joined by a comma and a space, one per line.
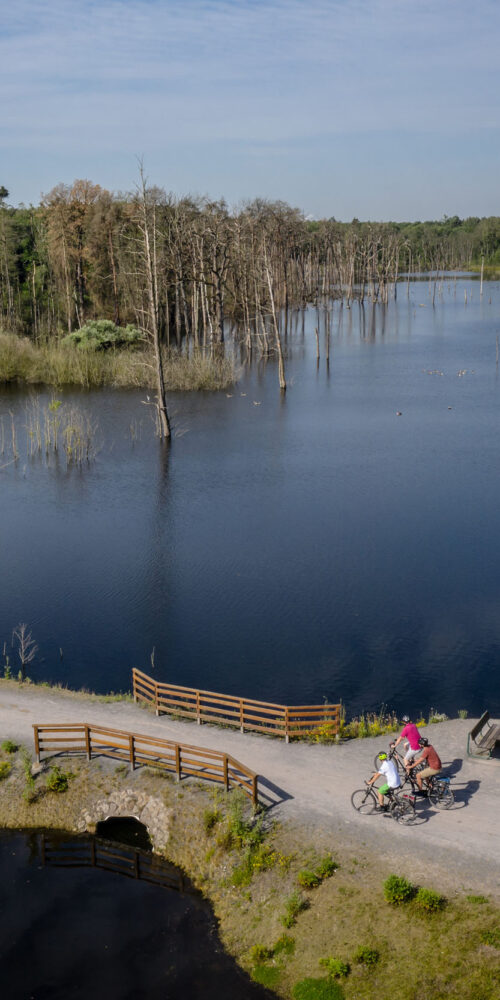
132, 668, 340, 742
39, 833, 196, 894
33, 722, 259, 806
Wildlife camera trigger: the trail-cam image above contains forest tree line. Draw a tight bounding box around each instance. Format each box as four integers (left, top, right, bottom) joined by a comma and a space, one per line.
1, 180, 499, 349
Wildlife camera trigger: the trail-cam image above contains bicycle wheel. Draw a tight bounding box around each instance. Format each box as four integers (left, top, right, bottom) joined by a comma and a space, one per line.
391, 798, 416, 825
351, 788, 378, 815
428, 781, 454, 810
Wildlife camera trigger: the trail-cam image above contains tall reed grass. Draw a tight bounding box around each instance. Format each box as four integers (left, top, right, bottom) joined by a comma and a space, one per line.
0, 396, 99, 467
0, 333, 236, 391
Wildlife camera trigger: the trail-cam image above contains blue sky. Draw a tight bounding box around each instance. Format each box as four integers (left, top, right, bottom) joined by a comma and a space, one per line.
1, 0, 499, 219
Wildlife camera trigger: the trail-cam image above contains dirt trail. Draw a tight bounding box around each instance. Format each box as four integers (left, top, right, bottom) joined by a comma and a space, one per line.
1, 682, 499, 890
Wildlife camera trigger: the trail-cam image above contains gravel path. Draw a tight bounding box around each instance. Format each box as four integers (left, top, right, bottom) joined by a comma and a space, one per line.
1, 683, 499, 890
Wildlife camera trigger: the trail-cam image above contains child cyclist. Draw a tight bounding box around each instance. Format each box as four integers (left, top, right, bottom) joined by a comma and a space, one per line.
367, 751, 401, 810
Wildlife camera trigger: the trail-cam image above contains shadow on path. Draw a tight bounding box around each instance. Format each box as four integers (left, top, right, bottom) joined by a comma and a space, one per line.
258, 776, 293, 812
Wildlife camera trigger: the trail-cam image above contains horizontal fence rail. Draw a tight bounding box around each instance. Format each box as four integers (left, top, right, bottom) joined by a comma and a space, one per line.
39, 834, 196, 894
33, 722, 259, 806
133, 668, 340, 743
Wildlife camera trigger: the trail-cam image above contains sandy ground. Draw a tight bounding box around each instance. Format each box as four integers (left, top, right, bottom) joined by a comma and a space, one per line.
1, 681, 499, 892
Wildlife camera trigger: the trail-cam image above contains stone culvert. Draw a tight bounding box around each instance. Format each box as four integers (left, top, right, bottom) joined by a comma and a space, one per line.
77, 789, 172, 852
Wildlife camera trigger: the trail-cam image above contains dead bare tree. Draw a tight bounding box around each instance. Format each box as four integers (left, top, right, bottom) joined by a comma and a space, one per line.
12, 623, 38, 681
134, 166, 171, 440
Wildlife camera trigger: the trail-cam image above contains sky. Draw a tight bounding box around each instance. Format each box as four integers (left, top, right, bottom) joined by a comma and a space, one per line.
1, 0, 499, 220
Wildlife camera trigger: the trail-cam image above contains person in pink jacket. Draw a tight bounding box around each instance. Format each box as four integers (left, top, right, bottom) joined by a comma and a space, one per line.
393, 715, 422, 771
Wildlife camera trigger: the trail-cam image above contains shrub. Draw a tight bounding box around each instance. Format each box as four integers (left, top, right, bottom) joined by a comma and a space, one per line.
414, 887, 446, 913
21, 747, 36, 803
251, 965, 281, 988
281, 890, 310, 928
309, 721, 339, 744
0, 761, 12, 780
354, 946, 380, 966
428, 709, 448, 724
319, 957, 350, 978
458, 709, 468, 719
46, 765, 70, 793
249, 944, 272, 963
466, 895, 488, 904
273, 934, 295, 956
203, 807, 221, 834
231, 842, 278, 887
292, 978, 345, 1000
216, 827, 234, 852
338, 706, 399, 741
481, 928, 500, 948
315, 855, 339, 879
61, 320, 143, 352
383, 874, 415, 905
1, 740, 18, 754
298, 869, 321, 889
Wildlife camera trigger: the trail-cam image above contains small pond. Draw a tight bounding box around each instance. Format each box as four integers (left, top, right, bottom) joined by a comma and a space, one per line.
0, 827, 272, 1000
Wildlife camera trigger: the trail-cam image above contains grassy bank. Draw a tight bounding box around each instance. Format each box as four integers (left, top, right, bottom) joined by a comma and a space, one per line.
0, 741, 498, 1000
0, 332, 236, 391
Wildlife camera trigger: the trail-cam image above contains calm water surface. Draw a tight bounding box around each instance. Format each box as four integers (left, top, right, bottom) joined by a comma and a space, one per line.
0, 829, 271, 1000
1, 278, 500, 717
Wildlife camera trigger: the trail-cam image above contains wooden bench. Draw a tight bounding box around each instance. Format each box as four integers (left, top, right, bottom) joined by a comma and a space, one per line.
467, 711, 500, 759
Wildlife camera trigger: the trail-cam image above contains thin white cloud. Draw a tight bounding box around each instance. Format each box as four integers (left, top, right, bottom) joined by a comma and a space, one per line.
2, 1, 500, 213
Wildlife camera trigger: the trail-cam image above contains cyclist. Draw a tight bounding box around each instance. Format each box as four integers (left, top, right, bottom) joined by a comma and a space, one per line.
393, 715, 422, 771
410, 737, 442, 793
368, 751, 402, 810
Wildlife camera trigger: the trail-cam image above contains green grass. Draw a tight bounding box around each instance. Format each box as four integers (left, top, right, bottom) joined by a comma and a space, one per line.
292, 979, 345, 999
251, 964, 282, 988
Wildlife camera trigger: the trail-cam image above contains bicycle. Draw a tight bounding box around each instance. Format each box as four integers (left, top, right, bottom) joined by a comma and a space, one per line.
351, 782, 416, 824
421, 773, 454, 809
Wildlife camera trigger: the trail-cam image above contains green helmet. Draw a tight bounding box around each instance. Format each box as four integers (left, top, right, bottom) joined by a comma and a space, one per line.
378, 751, 388, 761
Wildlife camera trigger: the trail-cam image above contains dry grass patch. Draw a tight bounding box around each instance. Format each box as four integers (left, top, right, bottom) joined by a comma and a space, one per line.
0, 332, 236, 391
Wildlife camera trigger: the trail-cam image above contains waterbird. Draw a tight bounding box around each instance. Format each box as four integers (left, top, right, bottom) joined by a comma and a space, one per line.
396, 411, 402, 416
226, 394, 233, 398
253, 401, 261, 406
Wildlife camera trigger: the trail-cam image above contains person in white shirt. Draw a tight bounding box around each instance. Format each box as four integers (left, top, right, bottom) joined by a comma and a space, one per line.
368, 751, 401, 810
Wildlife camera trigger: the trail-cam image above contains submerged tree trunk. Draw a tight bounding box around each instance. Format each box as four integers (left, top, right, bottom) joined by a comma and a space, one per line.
137, 168, 171, 440
265, 255, 286, 391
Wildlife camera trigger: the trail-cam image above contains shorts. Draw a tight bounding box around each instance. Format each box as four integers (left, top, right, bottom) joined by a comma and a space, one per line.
418, 767, 440, 780
379, 783, 400, 795
404, 747, 420, 761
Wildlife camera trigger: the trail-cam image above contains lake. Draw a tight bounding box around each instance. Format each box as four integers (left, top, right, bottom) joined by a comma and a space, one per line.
1, 276, 500, 719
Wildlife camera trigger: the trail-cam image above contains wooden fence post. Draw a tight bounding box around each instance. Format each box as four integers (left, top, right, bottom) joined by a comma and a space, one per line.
175, 744, 181, 781
252, 774, 258, 809
85, 724, 91, 761
129, 734, 135, 771
196, 690, 201, 725
133, 670, 138, 703
33, 725, 40, 763
285, 707, 290, 744
155, 683, 159, 717
223, 755, 229, 792
239, 699, 244, 733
